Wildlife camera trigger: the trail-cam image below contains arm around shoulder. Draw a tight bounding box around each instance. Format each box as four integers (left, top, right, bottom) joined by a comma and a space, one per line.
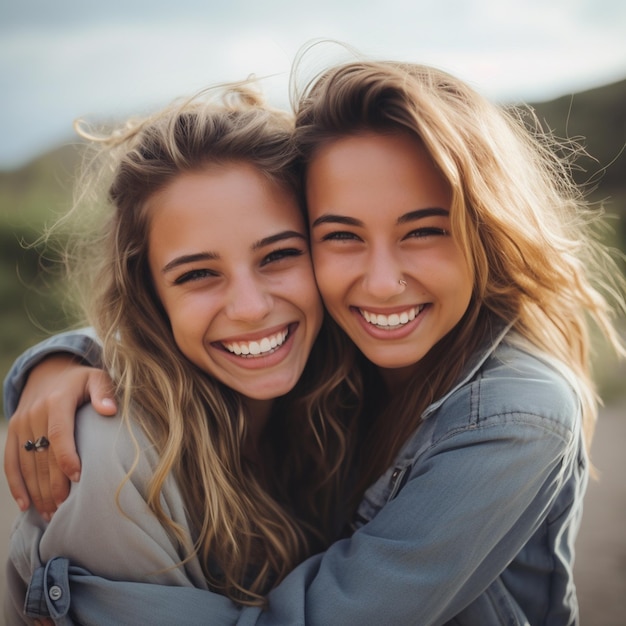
3, 328, 102, 418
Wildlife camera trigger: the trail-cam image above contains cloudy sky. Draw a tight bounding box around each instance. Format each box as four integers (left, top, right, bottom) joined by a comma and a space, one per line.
1, 0, 625, 169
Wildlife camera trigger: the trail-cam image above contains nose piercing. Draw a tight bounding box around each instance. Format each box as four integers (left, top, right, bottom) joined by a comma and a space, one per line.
399, 279, 407, 287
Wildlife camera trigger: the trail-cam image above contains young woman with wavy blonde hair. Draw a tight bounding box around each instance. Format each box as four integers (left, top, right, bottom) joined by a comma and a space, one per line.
5, 51, 625, 624
4, 84, 357, 624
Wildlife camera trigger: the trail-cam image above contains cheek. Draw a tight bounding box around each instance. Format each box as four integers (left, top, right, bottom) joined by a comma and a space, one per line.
295, 267, 325, 333
311, 248, 344, 303
445, 255, 474, 311
166, 296, 212, 349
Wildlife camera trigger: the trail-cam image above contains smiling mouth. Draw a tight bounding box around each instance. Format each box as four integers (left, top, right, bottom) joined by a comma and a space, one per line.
221, 327, 290, 358
359, 305, 425, 329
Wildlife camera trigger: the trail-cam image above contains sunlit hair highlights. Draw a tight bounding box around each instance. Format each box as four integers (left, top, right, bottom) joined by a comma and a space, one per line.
61, 84, 355, 605
292, 55, 626, 492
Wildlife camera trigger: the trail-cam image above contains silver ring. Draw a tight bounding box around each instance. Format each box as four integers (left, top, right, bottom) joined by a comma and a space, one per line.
23, 440, 36, 452
34, 436, 50, 452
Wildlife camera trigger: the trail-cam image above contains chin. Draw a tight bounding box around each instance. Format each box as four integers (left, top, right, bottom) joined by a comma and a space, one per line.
364, 351, 421, 371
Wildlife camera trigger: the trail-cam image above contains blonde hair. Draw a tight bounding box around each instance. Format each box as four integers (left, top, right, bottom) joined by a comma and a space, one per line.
292, 57, 626, 492
61, 84, 355, 605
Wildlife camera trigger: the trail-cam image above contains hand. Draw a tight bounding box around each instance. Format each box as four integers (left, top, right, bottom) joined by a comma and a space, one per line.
4, 353, 117, 517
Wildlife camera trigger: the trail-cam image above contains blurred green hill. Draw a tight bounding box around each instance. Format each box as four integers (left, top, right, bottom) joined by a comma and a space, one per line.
1, 79, 625, 402
530, 78, 626, 227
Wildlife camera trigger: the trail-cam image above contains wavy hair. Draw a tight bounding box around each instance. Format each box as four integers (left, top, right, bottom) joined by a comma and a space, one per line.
292, 56, 626, 495
60, 84, 358, 605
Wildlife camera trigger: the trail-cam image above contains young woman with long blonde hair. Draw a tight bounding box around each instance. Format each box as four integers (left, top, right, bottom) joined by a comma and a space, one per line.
4, 84, 357, 624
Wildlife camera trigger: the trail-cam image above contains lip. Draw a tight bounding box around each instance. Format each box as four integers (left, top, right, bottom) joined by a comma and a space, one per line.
350, 304, 429, 340
210, 322, 298, 370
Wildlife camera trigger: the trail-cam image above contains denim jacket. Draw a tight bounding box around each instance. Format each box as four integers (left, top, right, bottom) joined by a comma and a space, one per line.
3, 326, 587, 625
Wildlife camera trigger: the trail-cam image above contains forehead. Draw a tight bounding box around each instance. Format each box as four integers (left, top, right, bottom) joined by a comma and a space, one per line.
305, 132, 450, 218
146, 162, 305, 265
148, 162, 302, 225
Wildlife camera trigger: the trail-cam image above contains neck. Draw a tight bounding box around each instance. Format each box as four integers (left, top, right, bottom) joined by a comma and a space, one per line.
378, 364, 418, 395
242, 397, 274, 462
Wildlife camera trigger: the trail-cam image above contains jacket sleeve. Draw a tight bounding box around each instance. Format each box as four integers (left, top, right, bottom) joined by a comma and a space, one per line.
3, 328, 102, 419
244, 412, 579, 625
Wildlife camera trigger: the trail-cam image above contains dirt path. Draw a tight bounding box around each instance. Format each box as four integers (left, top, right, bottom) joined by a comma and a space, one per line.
574, 403, 626, 625
1, 402, 625, 624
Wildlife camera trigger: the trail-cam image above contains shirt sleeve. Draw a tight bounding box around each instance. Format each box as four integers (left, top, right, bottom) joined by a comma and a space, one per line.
3, 328, 102, 419
7, 405, 214, 624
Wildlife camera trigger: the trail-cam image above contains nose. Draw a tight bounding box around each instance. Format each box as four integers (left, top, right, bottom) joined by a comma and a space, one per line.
225, 272, 273, 322
362, 247, 406, 300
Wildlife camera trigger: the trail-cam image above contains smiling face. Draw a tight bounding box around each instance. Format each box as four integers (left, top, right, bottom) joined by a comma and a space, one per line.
147, 162, 323, 406
306, 131, 473, 381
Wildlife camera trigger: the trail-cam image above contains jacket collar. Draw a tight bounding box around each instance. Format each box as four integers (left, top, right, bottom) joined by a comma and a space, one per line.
421, 321, 513, 420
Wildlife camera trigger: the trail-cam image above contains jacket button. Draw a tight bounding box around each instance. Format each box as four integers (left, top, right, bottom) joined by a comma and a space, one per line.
49, 585, 63, 601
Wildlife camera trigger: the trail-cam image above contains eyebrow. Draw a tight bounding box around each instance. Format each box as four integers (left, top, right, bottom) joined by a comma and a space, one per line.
162, 252, 219, 274
311, 207, 449, 228
252, 230, 307, 250
161, 230, 306, 274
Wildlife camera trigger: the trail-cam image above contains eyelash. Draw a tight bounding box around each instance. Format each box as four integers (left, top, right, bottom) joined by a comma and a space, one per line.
321, 231, 357, 242
406, 227, 449, 239
173, 268, 217, 285
261, 247, 305, 266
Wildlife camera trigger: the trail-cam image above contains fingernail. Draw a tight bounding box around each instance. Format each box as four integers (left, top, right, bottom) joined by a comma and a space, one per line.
42, 512, 51, 523
102, 397, 116, 408
17, 498, 27, 512
70, 472, 81, 482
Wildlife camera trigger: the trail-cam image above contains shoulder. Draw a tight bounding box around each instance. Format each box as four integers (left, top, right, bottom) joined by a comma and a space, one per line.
482, 341, 579, 419
74, 404, 157, 486
433, 341, 581, 441
75, 404, 132, 463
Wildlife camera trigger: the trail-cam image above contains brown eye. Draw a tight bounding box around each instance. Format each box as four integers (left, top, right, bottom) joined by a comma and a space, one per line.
406, 227, 449, 239
174, 268, 216, 285
321, 231, 360, 242
261, 248, 305, 266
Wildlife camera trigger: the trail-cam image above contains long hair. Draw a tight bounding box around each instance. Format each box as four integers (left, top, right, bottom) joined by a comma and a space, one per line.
60, 84, 358, 605
292, 56, 626, 497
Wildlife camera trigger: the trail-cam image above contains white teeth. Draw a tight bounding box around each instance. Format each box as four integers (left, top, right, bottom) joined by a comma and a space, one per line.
222, 329, 289, 357
360, 306, 423, 329
249, 341, 261, 355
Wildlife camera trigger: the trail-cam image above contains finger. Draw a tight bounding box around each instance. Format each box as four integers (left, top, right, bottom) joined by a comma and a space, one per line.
32, 438, 56, 517
18, 437, 47, 518
13, 398, 55, 517
47, 445, 72, 508
88, 369, 118, 416
46, 398, 82, 483
4, 426, 30, 511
